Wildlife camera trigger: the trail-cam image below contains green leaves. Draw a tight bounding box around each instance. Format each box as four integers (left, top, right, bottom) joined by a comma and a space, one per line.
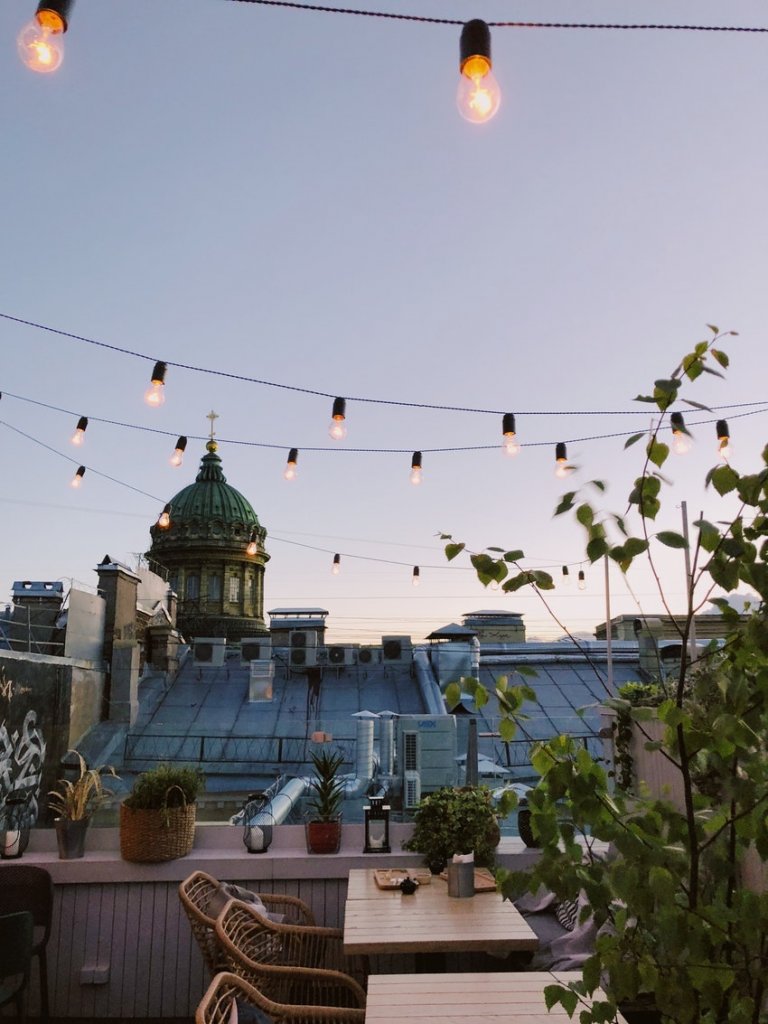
555, 491, 577, 516
628, 474, 661, 520
444, 542, 465, 561
707, 464, 739, 496
646, 437, 669, 468
656, 530, 688, 549
624, 432, 645, 449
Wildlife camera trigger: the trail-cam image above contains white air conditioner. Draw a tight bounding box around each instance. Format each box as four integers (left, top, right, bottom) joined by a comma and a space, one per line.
240, 637, 272, 664
401, 730, 420, 772
399, 716, 457, 792
290, 647, 318, 668
291, 630, 318, 649
328, 645, 356, 666
193, 637, 226, 667
358, 647, 380, 665
381, 635, 413, 663
403, 770, 422, 809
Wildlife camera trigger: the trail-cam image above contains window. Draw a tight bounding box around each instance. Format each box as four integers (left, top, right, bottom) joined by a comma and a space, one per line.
208, 575, 222, 600
186, 575, 199, 600
229, 577, 240, 602
245, 576, 253, 599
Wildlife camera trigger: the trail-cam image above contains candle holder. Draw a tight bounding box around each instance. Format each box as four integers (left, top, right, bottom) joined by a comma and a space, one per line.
363, 796, 391, 853
242, 794, 274, 854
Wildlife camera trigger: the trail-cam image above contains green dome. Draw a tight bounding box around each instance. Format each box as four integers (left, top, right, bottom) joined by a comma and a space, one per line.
167, 445, 260, 529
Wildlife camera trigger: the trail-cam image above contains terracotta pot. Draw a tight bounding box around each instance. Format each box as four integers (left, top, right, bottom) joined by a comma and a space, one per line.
305, 819, 341, 854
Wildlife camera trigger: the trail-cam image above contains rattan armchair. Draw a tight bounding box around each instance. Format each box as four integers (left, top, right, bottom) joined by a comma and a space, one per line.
197, 972, 365, 1024
216, 898, 366, 1009
179, 871, 316, 976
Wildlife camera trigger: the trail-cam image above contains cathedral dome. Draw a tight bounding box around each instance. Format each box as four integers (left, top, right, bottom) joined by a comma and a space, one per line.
162, 442, 260, 533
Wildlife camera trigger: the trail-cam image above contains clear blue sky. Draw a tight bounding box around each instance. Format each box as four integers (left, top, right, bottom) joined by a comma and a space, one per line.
1, 0, 766, 642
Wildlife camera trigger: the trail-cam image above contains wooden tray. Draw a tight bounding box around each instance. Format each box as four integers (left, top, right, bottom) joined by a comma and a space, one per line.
438, 866, 497, 892
373, 868, 432, 889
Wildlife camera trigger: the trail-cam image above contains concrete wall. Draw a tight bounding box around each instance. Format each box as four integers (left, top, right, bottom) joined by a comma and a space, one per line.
65, 589, 106, 663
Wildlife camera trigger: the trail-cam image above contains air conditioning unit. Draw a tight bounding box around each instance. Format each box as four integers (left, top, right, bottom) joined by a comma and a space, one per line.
193, 637, 226, 667
401, 730, 420, 772
403, 770, 422, 809
381, 635, 413, 663
290, 647, 318, 668
399, 715, 457, 792
358, 647, 380, 665
240, 637, 272, 664
291, 630, 318, 649
328, 645, 356, 666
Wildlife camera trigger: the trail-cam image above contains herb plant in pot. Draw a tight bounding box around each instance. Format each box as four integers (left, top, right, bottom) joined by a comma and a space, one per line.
305, 749, 344, 854
49, 750, 118, 860
404, 785, 500, 873
120, 763, 203, 863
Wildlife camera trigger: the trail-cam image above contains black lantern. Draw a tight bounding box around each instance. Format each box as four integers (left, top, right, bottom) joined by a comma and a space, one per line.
242, 794, 274, 854
363, 796, 391, 854
0, 791, 32, 859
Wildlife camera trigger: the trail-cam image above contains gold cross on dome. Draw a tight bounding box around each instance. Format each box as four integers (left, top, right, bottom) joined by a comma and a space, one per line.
206, 410, 219, 442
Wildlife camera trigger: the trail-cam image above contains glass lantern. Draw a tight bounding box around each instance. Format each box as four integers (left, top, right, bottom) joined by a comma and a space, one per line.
242, 793, 274, 854
363, 796, 391, 853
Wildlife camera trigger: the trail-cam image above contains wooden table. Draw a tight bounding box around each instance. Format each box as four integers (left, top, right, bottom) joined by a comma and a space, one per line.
364, 972, 628, 1024
343, 869, 539, 956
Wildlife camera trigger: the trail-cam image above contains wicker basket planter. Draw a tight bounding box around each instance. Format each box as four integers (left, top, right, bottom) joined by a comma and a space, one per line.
120, 800, 197, 863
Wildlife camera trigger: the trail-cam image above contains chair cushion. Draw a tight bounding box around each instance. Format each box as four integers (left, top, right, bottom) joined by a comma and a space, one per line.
208, 884, 285, 925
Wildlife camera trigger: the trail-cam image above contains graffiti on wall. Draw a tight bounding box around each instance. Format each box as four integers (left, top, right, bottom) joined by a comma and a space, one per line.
0, 667, 47, 825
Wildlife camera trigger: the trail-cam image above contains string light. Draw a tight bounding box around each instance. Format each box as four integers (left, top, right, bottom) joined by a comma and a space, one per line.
578, 569, 586, 591
284, 447, 298, 481
70, 464, 85, 488
170, 436, 187, 467
70, 416, 88, 446
457, 19, 501, 123
412, 566, 421, 587
328, 397, 347, 441
410, 451, 423, 485
670, 412, 691, 455
716, 419, 732, 462
555, 442, 571, 478
561, 565, 570, 587
157, 503, 171, 529
17, 1, 71, 74
246, 530, 258, 556
332, 553, 341, 575
502, 413, 520, 457
144, 361, 167, 407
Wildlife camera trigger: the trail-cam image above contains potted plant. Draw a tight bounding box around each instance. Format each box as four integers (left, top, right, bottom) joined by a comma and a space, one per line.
49, 750, 118, 859
305, 748, 344, 854
403, 785, 500, 872
444, 330, 768, 1023
120, 762, 203, 863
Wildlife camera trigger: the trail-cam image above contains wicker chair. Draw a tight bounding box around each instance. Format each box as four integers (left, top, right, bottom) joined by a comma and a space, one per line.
179, 871, 316, 976
197, 972, 365, 1024
216, 898, 366, 1009
212, 893, 366, 984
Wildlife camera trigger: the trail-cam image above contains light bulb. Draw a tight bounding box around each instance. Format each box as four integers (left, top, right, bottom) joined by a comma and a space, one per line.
71, 416, 87, 446
332, 554, 341, 576
18, 10, 65, 74
555, 441, 571, 478
503, 434, 520, 457
578, 570, 586, 591
672, 430, 691, 455
501, 413, 520, 456
70, 465, 85, 488
561, 566, 570, 587
284, 448, 298, 481
329, 397, 347, 440
247, 531, 258, 556
170, 436, 187, 467
144, 361, 167, 407
457, 57, 501, 124
716, 420, 731, 462
410, 452, 423, 485
157, 505, 171, 529
412, 566, 420, 587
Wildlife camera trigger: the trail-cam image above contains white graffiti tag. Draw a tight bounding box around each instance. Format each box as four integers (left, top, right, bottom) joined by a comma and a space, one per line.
0, 710, 47, 824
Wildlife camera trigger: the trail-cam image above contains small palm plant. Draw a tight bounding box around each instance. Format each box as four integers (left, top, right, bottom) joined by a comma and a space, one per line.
49, 750, 118, 821
305, 748, 345, 854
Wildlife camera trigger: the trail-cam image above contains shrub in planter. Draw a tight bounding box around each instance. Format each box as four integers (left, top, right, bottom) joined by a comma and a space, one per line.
403, 785, 500, 871
120, 763, 204, 863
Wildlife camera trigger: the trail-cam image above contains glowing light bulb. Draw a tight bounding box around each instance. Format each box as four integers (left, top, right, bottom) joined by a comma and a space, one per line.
502, 413, 520, 456
332, 554, 341, 575
18, 10, 66, 74
457, 21, 501, 124
490, 579, 499, 591
716, 420, 732, 462
561, 566, 570, 587
170, 436, 187, 467
71, 465, 85, 488
328, 397, 347, 441
71, 416, 88, 446
246, 531, 258, 556
670, 412, 691, 455
144, 361, 167, 407
555, 442, 571, 478
284, 448, 298, 481
157, 504, 171, 529
578, 570, 586, 591
410, 452, 423, 485
412, 566, 420, 587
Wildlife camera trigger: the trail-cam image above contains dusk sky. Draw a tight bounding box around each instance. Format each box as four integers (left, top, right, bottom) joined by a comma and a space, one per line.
1, 0, 767, 643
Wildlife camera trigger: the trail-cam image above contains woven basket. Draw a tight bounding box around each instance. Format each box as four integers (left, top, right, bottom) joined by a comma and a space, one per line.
120, 801, 197, 863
